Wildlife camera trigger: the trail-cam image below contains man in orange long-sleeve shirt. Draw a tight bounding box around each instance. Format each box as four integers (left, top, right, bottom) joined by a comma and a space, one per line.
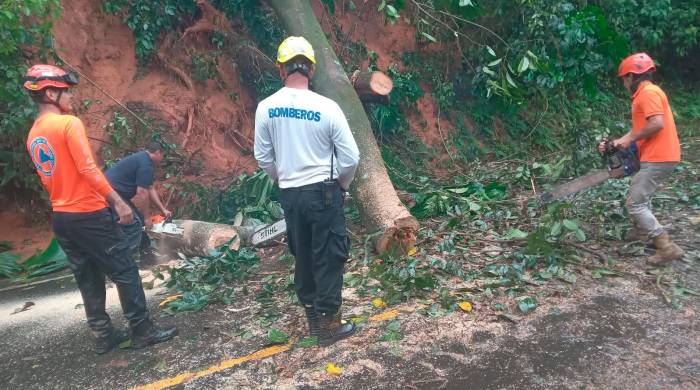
599, 53, 684, 266
24, 64, 177, 354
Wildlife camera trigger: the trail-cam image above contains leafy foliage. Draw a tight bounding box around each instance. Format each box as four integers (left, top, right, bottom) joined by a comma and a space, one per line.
0, 0, 61, 204
0, 239, 69, 279
103, 0, 198, 62
158, 245, 259, 313
210, 0, 285, 57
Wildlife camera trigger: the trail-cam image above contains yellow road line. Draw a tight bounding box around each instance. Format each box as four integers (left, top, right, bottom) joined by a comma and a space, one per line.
132, 342, 293, 390
132, 308, 402, 389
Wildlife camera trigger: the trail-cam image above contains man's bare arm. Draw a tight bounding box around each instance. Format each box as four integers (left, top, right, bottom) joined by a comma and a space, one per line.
148, 186, 172, 218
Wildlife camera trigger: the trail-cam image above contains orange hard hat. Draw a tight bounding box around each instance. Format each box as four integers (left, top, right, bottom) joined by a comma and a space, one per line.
23, 64, 78, 91
617, 53, 656, 77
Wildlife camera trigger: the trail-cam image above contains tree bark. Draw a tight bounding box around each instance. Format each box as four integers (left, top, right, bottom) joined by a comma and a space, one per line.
148, 220, 256, 257
267, 0, 418, 253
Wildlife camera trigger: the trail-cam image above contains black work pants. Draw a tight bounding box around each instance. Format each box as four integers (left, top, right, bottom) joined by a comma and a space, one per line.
52, 208, 149, 338
280, 181, 350, 315
122, 197, 152, 258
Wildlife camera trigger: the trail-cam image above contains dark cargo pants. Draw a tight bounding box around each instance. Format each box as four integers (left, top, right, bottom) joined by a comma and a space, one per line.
122, 198, 152, 260
279, 181, 350, 315
52, 208, 149, 338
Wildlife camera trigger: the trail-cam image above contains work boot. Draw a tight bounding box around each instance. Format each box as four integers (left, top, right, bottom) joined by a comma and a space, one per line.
94, 328, 129, 355
130, 319, 178, 349
304, 305, 320, 338
647, 233, 684, 266
318, 311, 356, 347
624, 226, 647, 243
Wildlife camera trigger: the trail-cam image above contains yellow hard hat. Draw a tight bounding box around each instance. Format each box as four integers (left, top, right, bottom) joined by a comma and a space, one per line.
276, 36, 316, 65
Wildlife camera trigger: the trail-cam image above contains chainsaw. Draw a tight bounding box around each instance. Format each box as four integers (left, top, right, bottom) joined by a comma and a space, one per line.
148, 214, 287, 247
539, 141, 640, 204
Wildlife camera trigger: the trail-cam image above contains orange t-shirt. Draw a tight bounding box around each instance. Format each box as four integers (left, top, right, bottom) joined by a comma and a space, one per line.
631, 81, 681, 162
26, 113, 114, 212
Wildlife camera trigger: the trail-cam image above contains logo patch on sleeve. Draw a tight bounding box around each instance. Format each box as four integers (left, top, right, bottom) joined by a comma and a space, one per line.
30, 137, 56, 176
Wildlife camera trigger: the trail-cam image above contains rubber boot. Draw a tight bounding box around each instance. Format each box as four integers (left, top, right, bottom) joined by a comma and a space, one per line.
647, 233, 684, 266
318, 311, 356, 347
95, 328, 129, 355
130, 318, 178, 349
304, 305, 320, 338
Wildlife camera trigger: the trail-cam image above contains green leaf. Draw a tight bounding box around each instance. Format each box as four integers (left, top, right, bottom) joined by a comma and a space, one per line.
505, 228, 528, 239
459, 0, 474, 6
591, 268, 620, 279
562, 219, 579, 231
517, 296, 538, 313
517, 56, 530, 74
297, 336, 318, 348
22, 239, 69, 278
267, 328, 289, 344
421, 32, 437, 43
505, 72, 517, 88
574, 229, 587, 241
0, 252, 21, 278
486, 46, 496, 57
487, 58, 502, 67
550, 222, 562, 236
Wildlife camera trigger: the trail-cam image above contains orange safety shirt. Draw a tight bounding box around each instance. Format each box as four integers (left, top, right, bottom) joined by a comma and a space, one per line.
26, 113, 113, 212
631, 81, 681, 162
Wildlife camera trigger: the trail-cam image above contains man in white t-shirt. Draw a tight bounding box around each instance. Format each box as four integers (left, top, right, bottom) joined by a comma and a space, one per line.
254, 36, 360, 347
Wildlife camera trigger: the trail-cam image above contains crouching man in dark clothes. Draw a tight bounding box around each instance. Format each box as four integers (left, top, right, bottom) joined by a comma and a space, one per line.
23, 64, 177, 354
254, 37, 361, 347
106, 142, 172, 263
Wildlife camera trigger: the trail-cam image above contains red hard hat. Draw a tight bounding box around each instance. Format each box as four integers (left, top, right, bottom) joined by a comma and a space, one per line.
618, 53, 656, 77
23, 64, 78, 91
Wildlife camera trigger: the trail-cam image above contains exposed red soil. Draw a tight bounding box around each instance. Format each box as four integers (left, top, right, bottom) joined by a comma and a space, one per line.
53, 0, 258, 179
0, 210, 53, 260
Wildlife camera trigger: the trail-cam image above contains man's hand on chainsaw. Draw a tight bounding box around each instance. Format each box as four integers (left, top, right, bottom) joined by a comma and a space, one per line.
612, 133, 634, 150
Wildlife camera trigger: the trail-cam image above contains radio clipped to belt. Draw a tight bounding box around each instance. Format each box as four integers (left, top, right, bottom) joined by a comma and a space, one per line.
323, 146, 337, 208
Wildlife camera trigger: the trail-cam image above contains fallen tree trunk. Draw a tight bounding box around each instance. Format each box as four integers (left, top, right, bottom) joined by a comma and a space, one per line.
267, 0, 418, 254
148, 220, 256, 257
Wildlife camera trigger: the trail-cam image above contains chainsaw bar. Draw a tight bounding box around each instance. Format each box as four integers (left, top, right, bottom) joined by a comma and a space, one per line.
540, 169, 611, 204
250, 219, 287, 247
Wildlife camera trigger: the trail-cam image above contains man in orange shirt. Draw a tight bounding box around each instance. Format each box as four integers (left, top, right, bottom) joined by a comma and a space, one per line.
600, 53, 684, 265
24, 64, 177, 353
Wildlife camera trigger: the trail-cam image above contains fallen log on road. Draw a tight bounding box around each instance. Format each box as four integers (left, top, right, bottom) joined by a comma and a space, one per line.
148, 220, 256, 258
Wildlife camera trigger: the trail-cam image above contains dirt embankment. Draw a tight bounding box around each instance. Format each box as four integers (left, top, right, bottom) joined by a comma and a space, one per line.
53, 0, 258, 180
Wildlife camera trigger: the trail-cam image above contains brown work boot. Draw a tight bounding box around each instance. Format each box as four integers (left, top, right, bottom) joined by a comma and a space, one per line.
318, 311, 356, 347
303, 305, 320, 338
624, 227, 646, 242
647, 233, 684, 266
94, 328, 129, 355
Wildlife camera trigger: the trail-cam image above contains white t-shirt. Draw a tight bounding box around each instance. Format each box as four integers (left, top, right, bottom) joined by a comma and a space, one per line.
254, 87, 360, 189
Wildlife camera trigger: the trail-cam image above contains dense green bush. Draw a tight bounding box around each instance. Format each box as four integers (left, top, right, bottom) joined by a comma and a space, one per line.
0, 0, 61, 203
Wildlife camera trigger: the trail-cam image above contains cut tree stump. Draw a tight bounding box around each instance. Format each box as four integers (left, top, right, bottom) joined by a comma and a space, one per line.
268, 0, 419, 254
351, 70, 393, 97
148, 220, 255, 257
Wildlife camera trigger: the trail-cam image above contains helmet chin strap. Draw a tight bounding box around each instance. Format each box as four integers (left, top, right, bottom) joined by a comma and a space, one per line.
283, 62, 311, 81
42, 88, 68, 112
